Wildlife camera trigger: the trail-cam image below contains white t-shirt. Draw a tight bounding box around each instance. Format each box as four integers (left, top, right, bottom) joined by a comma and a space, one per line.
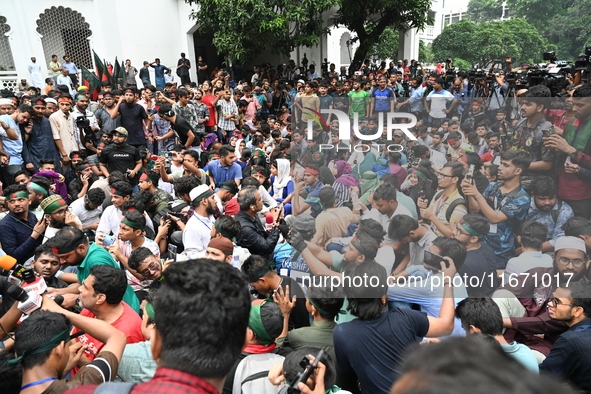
362, 203, 414, 244
426, 90, 454, 119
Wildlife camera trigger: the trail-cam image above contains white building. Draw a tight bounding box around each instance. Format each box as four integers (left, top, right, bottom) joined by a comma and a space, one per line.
0, 0, 421, 91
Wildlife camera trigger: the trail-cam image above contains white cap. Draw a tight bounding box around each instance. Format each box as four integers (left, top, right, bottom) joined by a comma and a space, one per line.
189, 185, 212, 204
0, 98, 13, 106
44, 98, 57, 105
555, 236, 586, 253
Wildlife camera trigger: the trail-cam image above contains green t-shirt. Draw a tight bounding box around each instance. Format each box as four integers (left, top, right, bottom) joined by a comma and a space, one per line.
348, 90, 369, 118
77, 243, 140, 313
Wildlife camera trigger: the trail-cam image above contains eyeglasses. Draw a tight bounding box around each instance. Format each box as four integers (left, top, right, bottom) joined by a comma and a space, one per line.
52, 209, 68, 216
140, 261, 160, 278
436, 172, 455, 179
556, 256, 585, 268
453, 227, 470, 237
548, 297, 580, 308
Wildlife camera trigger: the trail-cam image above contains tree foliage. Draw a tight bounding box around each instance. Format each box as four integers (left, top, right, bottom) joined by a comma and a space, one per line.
418, 40, 433, 64
432, 19, 550, 68
185, 0, 335, 64
369, 28, 399, 61
467, 0, 504, 24
547, 0, 591, 59
329, 0, 432, 67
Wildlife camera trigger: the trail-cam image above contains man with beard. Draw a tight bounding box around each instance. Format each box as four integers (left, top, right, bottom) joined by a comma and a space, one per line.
540, 281, 591, 392
27, 175, 51, 219
45, 226, 140, 312
0, 184, 46, 265
493, 236, 589, 363
23, 97, 62, 173
525, 176, 574, 253
97, 180, 133, 237
99, 127, 142, 189
110, 87, 153, 149
69, 187, 105, 233
31, 244, 68, 289
40, 194, 82, 240
182, 184, 218, 254
95, 91, 121, 131
72, 93, 100, 152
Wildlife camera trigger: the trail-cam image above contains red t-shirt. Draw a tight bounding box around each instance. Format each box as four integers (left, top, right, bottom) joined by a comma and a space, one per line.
201, 94, 217, 127
73, 302, 146, 364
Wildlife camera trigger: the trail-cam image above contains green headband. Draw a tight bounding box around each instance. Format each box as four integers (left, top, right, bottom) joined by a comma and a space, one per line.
214, 221, 236, 243
43, 199, 67, 214
122, 217, 145, 230
51, 233, 86, 255
460, 220, 483, 237
320, 194, 337, 208
27, 182, 49, 196
86, 194, 101, 206
308, 297, 346, 321
247, 260, 276, 283
192, 189, 213, 206
8, 329, 70, 365
351, 238, 367, 256
222, 184, 238, 195
6, 192, 30, 200
145, 302, 156, 321
249, 301, 274, 346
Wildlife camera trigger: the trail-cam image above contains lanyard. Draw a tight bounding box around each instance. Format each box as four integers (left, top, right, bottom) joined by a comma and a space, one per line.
493, 188, 511, 211
193, 213, 212, 230
21, 377, 58, 390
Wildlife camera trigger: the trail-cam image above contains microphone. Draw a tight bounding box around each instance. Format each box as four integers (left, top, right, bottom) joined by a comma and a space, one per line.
266, 215, 274, 231
0, 255, 36, 284
7, 284, 29, 302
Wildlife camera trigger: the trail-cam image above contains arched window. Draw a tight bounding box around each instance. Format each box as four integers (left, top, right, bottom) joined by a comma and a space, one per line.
0, 16, 15, 72
36, 6, 93, 69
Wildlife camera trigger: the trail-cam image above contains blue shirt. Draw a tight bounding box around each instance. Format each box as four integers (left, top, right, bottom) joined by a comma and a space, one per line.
23, 116, 61, 172
273, 243, 311, 288
62, 61, 79, 75
0, 115, 23, 164
207, 159, 242, 187
540, 319, 591, 391
0, 211, 42, 265
525, 199, 574, 245
502, 341, 539, 373
482, 182, 531, 268
408, 86, 424, 112
371, 87, 395, 112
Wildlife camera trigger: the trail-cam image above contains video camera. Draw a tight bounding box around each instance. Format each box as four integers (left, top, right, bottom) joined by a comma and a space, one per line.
76, 115, 95, 143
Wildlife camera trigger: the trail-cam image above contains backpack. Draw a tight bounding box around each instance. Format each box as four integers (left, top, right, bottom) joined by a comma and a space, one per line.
551, 199, 562, 223
433, 190, 467, 223
233, 352, 285, 394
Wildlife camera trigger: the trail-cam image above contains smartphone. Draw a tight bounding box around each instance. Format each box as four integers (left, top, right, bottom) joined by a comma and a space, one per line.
275, 204, 284, 224
424, 250, 448, 270
467, 164, 475, 184
168, 244, 178, 260
102, 235, 117, 247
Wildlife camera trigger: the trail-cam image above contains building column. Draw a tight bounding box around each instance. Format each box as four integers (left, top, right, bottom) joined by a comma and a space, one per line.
397, 28, 419, 61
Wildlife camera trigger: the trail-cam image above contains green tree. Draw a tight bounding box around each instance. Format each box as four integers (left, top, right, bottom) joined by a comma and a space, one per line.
185, 0, 335, 64
504, 0, 573, 32
467, 0, 504, 24
547, 0, 591, 58
432, 19, 550, 68
369, 28, 399, 61
334, 0, 433, 67
418, 40, 433, 64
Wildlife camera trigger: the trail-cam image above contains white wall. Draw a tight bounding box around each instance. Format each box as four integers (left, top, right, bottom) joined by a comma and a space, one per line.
1, 0, 200, 86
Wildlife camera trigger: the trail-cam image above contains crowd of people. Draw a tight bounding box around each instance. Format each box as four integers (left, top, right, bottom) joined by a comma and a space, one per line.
0, 53, 590, 394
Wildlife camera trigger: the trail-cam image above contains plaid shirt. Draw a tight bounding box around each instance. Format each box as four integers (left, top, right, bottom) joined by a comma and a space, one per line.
67, 367, 218, 394
216, 99, 238, 131
173, 102, 199, 130
193, 101, 209, 134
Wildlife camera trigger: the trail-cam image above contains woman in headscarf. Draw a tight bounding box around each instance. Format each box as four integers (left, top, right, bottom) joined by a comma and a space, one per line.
331, 160, 358, 207
352, 151, 377, 179
271, 158, 293, 215
358, 171, 379, 207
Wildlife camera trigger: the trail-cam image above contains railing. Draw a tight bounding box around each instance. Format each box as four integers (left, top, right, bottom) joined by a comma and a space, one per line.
0, 71, 18, 93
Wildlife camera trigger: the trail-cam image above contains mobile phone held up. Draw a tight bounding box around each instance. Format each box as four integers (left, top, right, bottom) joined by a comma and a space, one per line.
424, 250, 448, 271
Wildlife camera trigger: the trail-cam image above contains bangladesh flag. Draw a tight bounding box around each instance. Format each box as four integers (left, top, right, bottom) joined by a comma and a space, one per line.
81, 66, 100, 100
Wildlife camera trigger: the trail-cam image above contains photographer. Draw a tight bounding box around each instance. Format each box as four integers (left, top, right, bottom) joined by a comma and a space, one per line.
72, 93, 99, 154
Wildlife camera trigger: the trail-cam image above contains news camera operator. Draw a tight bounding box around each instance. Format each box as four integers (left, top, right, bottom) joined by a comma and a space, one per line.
72, 93, 99, 154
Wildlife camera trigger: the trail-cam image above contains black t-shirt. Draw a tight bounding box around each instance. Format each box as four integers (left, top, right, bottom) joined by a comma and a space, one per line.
255, 276, 310, 331
334, 308, 429, 394
458, 243, 500, 296
172, 115, 193, 146
119, 103, 147, 145
99, 143, 141, 185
